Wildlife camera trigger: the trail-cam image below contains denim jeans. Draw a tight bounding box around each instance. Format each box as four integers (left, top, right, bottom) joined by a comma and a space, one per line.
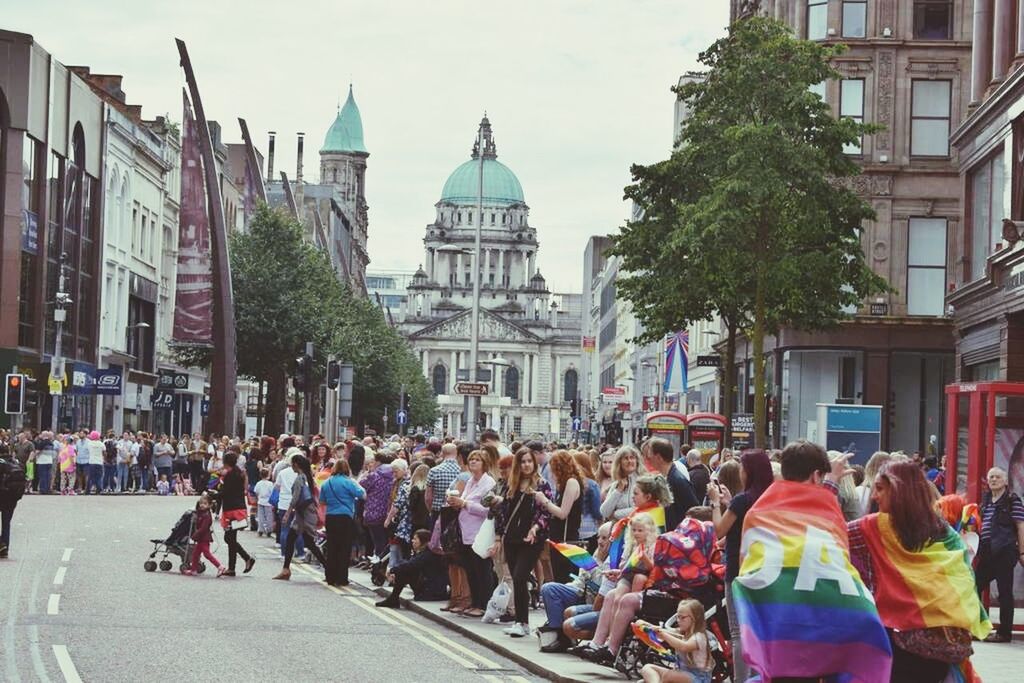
1, 506, 13, 547
102, 464, 117, 491
87, 464, 103, 493
37, 464, 53, 494
280, 527, 305, 558
540, 581, 584, 628
116, 463, 130, 491
140, 468, 152, 491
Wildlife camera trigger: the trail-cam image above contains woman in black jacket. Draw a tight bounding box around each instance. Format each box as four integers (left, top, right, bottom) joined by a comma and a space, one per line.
217, 451, 255, 576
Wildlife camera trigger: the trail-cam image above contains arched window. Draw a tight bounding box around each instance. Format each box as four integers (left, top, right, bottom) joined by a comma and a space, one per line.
432, 364, 448, 396
504, 366, 520, 400
563, 368, 578, 403
332, 168, 338, 183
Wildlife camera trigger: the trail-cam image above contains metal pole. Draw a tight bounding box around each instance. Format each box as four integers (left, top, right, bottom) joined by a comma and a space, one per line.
50, 255, 68, 431
466, 122, 485, 443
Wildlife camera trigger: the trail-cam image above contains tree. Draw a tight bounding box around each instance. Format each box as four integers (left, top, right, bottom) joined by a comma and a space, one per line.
611, 17, 889, 447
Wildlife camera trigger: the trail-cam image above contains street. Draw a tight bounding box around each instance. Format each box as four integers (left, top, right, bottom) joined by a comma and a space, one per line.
0, 495, 540, 683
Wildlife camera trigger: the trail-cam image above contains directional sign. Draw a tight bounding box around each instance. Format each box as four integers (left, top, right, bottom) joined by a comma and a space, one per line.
396, 409, 408, 426
571, 416, 582, 432
454, 382, 489, 396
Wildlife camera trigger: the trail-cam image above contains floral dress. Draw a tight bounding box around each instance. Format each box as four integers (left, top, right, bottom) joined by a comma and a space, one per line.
393, 479, 413, 543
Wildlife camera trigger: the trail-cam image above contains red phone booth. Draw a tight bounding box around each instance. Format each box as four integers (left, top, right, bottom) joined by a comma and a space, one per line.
944, 381, 1024, 503
645, 411, 688, 461
686, 412, 728, 461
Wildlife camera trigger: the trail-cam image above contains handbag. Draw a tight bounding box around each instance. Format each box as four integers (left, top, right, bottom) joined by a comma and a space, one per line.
441, 508, 463, 553
472, 518, 496, 559
892, 626, 973, 664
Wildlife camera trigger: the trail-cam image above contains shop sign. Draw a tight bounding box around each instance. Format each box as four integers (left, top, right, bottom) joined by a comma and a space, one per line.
731, 412, 755, 450
696, 355, 721, 368
94, 369, 123, 395
582, 337, 596, 352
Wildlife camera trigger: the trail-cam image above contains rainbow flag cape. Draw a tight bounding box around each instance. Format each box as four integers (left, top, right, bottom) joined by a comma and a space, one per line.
608, 504, 666, 569
630, 622, 672, 656
548, 541, 598, 571
960, 503, 981, 534
314, 469, 331, 491
859, 513, 991, 640
206, 472, 221, 491
733, 481, 892, 682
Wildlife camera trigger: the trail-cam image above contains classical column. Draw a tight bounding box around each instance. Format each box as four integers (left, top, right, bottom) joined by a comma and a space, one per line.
455, 252, 463, 285
993, 0, 1015, 83
523, 353, 532, 405
482, 248, 490, 286
426, 248, 434, 280
496, 361, 504, 397
450, 350, 458, 384
497, 249, 505, 287
1018, 0, 1024, 62
553, 354, 562, 405
522, 250, 530, 285
421, 350, 429, 377
973, 0, 994, 103
528, 251, 536, 279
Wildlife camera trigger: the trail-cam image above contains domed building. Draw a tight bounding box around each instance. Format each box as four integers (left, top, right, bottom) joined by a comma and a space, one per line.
397, 116, 582, 441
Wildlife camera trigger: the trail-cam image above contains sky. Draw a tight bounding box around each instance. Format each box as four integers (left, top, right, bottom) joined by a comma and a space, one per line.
5, 0, 730, 292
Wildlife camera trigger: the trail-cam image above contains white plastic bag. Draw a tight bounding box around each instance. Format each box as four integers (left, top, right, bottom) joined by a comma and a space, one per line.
481, 581, 512, 623
472, 518, 496, 558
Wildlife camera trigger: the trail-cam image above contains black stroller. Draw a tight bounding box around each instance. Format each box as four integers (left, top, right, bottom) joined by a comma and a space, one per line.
144, 509, 207, 574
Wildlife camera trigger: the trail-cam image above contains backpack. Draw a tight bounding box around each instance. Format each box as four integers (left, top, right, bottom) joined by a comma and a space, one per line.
647, 519, 717, 596
0, 456, 27, 504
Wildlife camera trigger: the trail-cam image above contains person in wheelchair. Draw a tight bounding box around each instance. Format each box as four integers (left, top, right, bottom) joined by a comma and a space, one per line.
538, 523, 613, 653
577, 508, 717, 667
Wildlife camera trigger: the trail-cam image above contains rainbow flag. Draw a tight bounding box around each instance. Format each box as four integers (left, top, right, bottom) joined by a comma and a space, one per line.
314, 469, 331, 491
206, 472, 221, 491
733, 481, 892, 682
859, 513, 991, 640
548, 541, 598, 571
623, 543, 651, 573
608, 504, 666, 569
630, 622, 672, 656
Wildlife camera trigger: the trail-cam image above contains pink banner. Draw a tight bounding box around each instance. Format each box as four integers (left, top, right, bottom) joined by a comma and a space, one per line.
172, 90, 214, 344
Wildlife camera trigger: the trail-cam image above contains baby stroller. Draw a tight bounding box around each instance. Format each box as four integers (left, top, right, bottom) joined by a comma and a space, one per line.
144, 509, 207, 574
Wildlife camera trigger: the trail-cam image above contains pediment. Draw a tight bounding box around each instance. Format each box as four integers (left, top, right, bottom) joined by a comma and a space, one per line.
409, 309, 541, 343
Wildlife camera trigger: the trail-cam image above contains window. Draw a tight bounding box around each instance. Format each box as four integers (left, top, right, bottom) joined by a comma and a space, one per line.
457, 211, 462, 223
563, 369, 579, 404
432, 364, 448, 396
513, 416, 522, 434
809, 80, 827, 101
914, 1, 953, 40
807, 0, 829, 40
839, 356, 857, 400
490, 213, 495, 225
969, 151, 1005, 281
505, 366, 520, 399
907, 218, 947, 315
911, 80, 951, 157
840, 79, 865, 154
842, 1, 866, 38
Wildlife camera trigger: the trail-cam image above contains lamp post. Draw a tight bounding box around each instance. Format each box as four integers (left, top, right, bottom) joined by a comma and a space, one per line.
479, 355, 510, 436
126, 322, 150, 431
641, 359, 662, 412
466, 122, 486, 443
50, 254, 72, 431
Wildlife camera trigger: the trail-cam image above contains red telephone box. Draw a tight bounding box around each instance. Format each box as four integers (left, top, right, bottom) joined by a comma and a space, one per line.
645, 411, 688, 460
944, 381, 1024, 503
686, 412, 728, 461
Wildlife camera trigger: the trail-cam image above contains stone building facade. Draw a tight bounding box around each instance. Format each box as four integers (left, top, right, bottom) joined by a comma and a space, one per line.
397, 117, 582, 441
728, 1, 973, 453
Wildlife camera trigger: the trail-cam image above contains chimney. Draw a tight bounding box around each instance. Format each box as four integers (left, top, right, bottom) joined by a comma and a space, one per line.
296, 132, 305, 184
266, 132, 276, 184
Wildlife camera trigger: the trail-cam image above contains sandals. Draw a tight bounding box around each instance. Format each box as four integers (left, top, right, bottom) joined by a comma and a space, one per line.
462, 608, 485, 618
272, 569, 291, 581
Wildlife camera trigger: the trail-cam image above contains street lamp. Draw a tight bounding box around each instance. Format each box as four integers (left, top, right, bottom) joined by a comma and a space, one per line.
641, 359, 663, 411
126, 322, 151, 430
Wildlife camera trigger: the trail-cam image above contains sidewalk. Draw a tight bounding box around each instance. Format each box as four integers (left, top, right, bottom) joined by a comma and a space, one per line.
345, 566, 622, 683
345, 566, 1024, 683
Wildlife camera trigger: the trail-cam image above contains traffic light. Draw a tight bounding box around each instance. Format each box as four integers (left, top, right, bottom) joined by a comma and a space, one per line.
293, 355, 311, 392
401, 390, 411, 412
327, 360, 341, 389
5, 374, 25, 414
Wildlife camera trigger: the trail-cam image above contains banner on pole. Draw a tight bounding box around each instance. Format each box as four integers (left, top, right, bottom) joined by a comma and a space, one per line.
664, 330, 689, 395
172, 90, 214, 344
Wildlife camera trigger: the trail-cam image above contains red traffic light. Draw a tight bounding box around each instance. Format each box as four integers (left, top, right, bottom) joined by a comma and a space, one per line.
8, 376, 20, 388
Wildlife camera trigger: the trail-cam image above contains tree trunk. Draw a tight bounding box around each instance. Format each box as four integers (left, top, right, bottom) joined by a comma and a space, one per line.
265, 366, 288, 435
722, 316, 738, 447
753, 258, 767, 449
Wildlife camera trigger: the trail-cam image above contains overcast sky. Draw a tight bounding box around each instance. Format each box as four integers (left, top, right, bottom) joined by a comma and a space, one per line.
5, 0, 729, 292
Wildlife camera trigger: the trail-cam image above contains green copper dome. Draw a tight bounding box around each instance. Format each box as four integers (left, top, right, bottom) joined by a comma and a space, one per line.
321, 86, 367, 154
440, 116, 524, 206
441, 158, 524, 206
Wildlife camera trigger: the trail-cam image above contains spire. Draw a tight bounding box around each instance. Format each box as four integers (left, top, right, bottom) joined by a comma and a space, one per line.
470, 113, 498, 161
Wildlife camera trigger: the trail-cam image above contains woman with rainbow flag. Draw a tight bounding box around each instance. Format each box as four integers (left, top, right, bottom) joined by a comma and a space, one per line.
848, 460, 992, 681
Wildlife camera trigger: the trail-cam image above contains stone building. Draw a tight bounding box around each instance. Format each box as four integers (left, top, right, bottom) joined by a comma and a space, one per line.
397, 116, 582, 440
728, 1, 973, 453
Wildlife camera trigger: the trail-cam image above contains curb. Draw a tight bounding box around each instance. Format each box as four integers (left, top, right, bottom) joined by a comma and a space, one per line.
352, 573, 591, 683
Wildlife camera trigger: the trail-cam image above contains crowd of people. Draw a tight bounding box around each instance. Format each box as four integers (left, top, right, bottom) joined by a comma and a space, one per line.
1, 426, 1022, 682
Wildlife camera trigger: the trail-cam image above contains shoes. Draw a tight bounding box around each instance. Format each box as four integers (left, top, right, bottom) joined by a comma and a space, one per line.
221, 569, 236, 577
0, 544, 8, 559
540, 639, 569, 654
216, 566, 228, 577
566, 643, 593, 658
182, 569, 197, 576
580, 645, 613, 665
504, 623, 530, 638
498, 612, 516, 623
244, 557, 256, 574
984, 632, 1012, 643
375, 598, 400, 609
462, 608, 486, 618
272, 569, 291, 581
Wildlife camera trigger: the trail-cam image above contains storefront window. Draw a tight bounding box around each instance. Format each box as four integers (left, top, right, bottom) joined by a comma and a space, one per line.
889, 352, 953, 454
781, 350, 864, 444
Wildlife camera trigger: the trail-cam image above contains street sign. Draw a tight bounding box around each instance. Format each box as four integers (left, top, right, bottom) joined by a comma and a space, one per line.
397, 409, 408, 426
455, 382, 489, 396
571, 416, 582, 432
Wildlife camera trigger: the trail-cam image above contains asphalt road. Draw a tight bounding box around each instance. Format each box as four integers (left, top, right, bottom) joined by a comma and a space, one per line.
0, 494, 542, 683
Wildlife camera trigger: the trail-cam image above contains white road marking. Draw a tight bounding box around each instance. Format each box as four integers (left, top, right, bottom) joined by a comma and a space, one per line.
61, 548, 73, 562
47, 594, 61, 615
111, 540, 120, 543
52, 567, 66, 585
28, 625, 51, 683
52, 645, 82, 683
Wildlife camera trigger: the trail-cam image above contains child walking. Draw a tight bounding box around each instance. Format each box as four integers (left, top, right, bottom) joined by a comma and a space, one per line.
253, 468, 275, 537
639, 599, 714, 683
186, 494, 225, 576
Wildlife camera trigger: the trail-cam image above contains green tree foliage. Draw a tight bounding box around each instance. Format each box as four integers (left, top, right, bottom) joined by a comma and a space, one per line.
174, 204, 437, 434
611, 17, 889, 447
